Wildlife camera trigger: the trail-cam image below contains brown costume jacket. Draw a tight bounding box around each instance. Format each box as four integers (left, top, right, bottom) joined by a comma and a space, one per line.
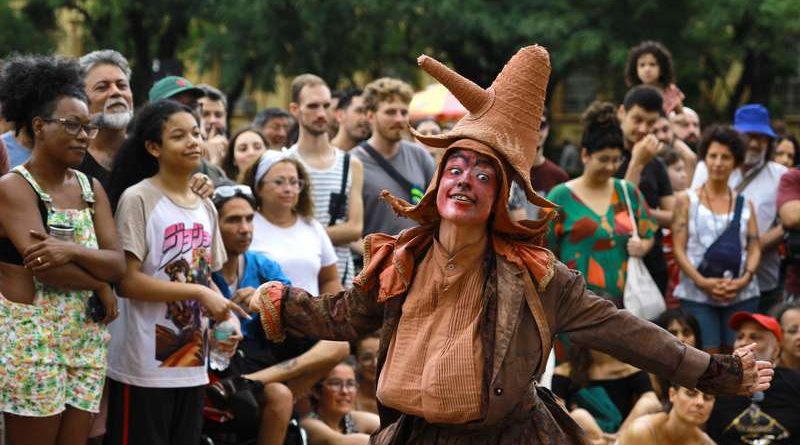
274, 249, 716, 444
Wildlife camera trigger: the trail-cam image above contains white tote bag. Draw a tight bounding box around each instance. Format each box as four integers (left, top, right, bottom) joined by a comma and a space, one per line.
620, 180, 665, 320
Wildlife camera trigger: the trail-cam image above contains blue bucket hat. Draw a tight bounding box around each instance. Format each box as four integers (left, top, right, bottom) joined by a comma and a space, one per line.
733, 104, 777, 138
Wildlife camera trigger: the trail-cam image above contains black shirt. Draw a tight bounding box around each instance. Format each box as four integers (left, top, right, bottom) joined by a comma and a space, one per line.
551, 370, 653, 420
706, 367, 800, 445
616, 154, 672, 293
77, 152, 111, 190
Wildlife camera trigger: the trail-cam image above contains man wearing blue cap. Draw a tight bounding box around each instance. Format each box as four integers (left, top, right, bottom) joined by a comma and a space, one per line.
692, 104, 788, 313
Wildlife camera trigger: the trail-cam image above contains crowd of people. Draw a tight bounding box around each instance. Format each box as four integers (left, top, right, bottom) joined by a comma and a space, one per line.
0, 38, 797, 445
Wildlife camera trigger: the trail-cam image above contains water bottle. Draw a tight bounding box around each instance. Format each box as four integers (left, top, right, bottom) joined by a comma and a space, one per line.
48, 223, 74, 242
209, 319, 236, 371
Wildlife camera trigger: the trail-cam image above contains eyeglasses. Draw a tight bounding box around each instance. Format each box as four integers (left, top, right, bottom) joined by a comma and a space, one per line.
42, 118, 100, 139
213, 184, 254, 200
323, 378, 358, 392
265, 178, 305, 190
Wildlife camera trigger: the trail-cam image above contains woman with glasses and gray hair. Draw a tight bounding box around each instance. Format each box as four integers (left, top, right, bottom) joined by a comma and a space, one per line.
242, 150, 342, 296
301, 358, 380, 445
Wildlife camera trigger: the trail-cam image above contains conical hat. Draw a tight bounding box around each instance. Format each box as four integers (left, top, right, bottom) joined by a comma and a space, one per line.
410, 45, 555, 209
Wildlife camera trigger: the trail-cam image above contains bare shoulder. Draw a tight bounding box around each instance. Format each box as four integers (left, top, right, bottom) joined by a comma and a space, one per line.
699, 430, 716, 445
617, 413, 660, 444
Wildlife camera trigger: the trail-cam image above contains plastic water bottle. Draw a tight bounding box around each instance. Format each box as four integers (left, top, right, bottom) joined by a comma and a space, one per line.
209, 319, 236, 371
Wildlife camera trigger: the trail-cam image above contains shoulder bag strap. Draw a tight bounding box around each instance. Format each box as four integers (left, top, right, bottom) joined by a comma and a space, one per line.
329, 152, 350, 227
359, 142, 415, 192
619, 179, 639, 239
734, 163, 768, 193
732, 194, 745, 224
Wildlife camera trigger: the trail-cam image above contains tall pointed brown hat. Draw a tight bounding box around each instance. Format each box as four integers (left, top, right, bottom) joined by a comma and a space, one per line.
411, 45, 554, 209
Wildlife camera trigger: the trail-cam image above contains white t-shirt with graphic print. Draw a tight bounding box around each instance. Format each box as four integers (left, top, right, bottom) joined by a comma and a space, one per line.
108, 179, 226, 388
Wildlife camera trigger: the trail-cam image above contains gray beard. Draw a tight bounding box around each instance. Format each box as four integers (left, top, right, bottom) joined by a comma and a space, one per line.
97, 111, 133, 130
743, 149, 765, 167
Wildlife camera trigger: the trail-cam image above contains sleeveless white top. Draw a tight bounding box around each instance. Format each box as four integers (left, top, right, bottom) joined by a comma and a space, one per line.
674, 188, 759, 306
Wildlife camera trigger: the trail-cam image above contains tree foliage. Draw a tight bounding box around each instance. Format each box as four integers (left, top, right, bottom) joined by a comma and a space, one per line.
3, 0, 799, 121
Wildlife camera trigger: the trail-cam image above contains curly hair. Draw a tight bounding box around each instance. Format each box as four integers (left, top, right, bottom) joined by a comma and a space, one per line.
697, 125, 747, 167
221, 127, 268, 180
108, 100, 197, 211
240, 153, 315, 220
580, 101, 624, 155
362, 77, 414, 112
625, 40, 675, 88
0, 54, 87, 140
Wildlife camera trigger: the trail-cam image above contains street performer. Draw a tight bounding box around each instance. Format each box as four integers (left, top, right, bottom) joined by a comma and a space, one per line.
250, 45, 773, 444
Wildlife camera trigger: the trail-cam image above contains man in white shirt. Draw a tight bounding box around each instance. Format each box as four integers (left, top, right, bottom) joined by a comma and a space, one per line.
691, 104, 788, 312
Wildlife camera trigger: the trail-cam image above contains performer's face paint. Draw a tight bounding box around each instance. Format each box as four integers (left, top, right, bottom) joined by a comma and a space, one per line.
436, 149, 498, 227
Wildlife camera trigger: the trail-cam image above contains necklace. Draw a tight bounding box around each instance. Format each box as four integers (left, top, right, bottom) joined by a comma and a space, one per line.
699, 183, 732, 241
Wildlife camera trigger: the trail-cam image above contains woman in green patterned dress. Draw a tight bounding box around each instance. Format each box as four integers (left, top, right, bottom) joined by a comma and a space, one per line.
547, 102, 657, 306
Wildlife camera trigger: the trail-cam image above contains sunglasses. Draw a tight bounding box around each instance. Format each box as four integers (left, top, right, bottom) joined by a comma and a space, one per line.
213, 184, 254, 201
42, 118, 100, 139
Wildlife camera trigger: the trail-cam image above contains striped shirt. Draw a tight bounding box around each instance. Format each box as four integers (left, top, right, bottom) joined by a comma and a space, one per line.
288, 145, 354, 286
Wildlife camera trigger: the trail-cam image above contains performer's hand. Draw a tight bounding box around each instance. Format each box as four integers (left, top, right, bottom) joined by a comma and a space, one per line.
734, 343, 774, 395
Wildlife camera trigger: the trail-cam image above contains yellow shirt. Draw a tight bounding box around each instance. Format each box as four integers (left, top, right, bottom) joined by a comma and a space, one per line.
377, 236, 487, 424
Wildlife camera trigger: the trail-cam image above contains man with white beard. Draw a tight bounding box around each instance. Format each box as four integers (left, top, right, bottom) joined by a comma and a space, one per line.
78, 50, 134, 188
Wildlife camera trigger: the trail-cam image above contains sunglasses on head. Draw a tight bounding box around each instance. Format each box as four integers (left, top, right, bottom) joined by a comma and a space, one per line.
213, 184, 254, 201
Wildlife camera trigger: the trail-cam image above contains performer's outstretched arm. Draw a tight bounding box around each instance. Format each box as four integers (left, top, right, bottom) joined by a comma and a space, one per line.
542, 262, 771, 395
252, 281, 384, 343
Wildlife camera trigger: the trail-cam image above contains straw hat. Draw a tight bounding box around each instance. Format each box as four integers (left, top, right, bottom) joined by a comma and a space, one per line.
410, 45, 555, 209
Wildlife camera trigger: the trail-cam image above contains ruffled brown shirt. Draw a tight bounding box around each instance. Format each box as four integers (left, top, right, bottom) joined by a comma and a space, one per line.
377, 236, 488, 423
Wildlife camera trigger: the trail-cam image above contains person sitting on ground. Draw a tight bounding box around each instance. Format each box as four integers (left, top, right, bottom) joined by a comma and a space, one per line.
770, 301, 800, 370
651, 309, 704, 399
616, 384, 716, 445
706, 312, 800, 444
552, 344, 661, 444
301, 358, 380, 445
208, 182, 347, 445
350, 332, 380, 415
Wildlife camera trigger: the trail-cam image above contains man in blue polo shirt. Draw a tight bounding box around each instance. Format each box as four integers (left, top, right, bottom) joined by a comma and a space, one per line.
209, 184, 348, 445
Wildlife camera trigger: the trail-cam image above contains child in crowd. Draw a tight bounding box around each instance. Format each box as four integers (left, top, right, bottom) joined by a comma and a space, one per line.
625, 40, 685, 114
0, 55, 124, 445
105, 100, 246, 445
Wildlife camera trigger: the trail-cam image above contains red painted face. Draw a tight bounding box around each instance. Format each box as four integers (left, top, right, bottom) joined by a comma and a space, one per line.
436, 149, 498, 226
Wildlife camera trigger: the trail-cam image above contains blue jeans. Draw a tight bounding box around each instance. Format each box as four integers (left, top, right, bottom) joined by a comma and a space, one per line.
680, 298, 759, 350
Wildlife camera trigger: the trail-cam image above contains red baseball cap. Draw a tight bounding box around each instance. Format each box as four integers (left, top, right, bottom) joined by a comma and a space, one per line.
729, 311, 782, 343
